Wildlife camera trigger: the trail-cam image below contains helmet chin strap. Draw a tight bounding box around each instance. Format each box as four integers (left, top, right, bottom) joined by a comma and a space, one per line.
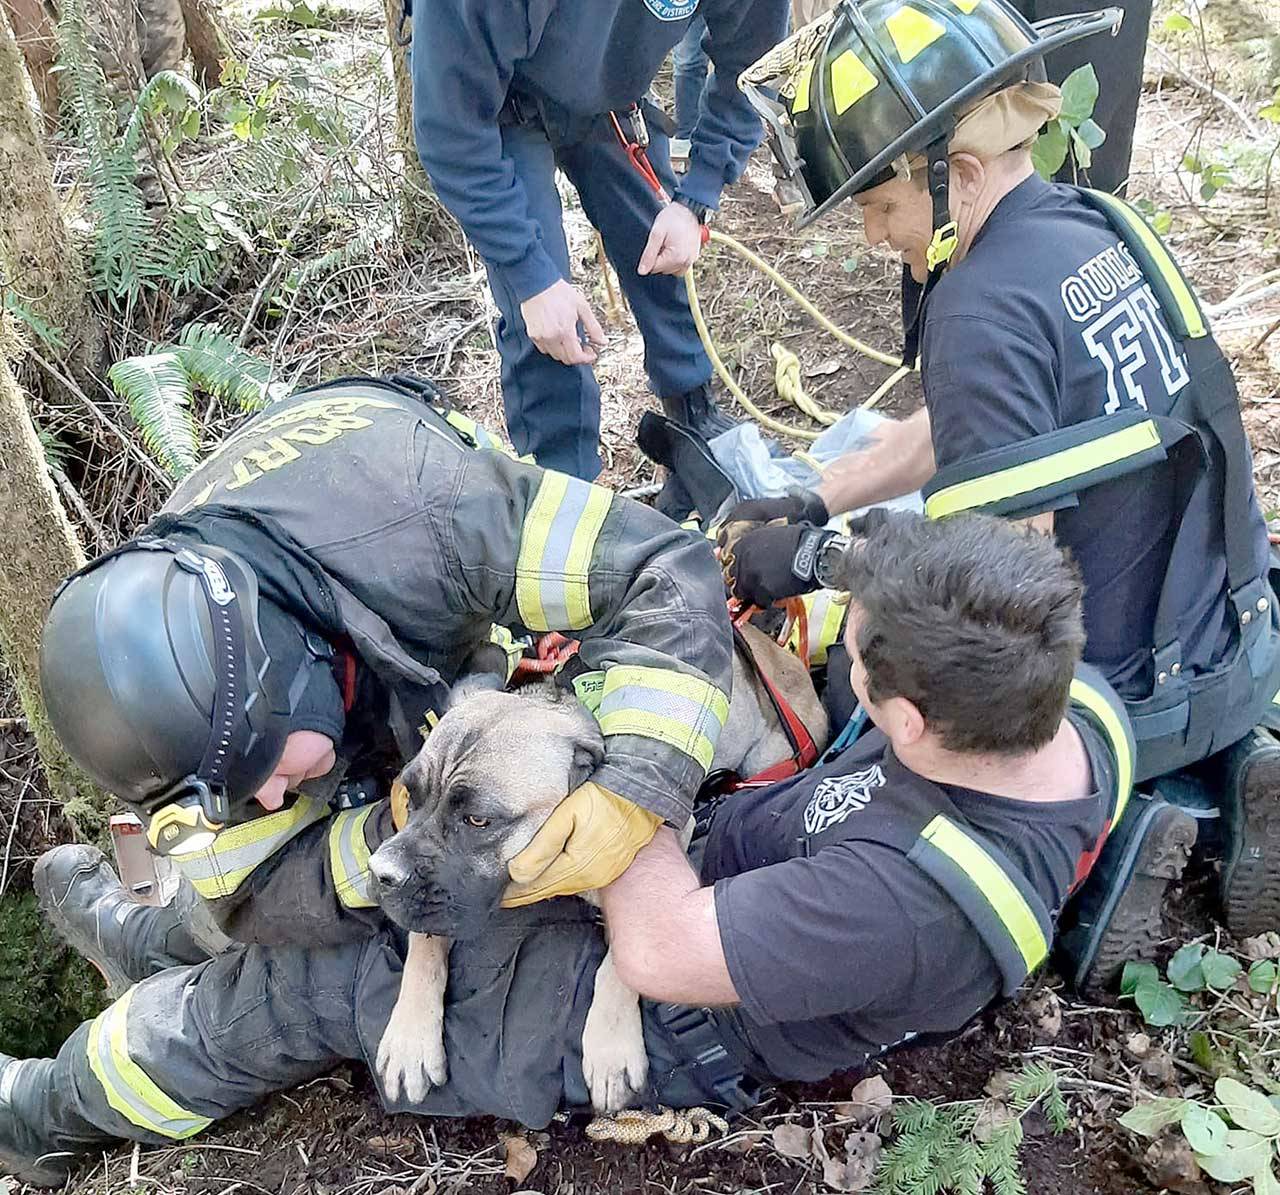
902, 132, 958, 369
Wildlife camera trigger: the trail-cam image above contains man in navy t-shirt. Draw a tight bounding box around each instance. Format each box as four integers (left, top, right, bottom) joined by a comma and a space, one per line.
725, 0, 1280, 989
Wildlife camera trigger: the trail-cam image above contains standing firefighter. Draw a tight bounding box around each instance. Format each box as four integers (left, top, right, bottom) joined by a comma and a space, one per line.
724, 0, 1280, 988
409, 0, 788, 490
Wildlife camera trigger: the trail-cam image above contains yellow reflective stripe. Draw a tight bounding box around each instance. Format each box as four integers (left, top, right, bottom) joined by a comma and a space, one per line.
885, 5, 946, 62
1070, 677, 1134, 830
1090, 191, 1206, 339
597, 666, 730, 771
830, 49, 878, 113
920, 815, 1048, 971
329, 806, 377, 909
488, 623, 526, 681
924, 419, 1162, 519
174, 796, 327, 900
515, 473, 613, 631
949, 0, 980, 11
789, 590, 849, 665
87, 989, 212, 1140
791, 60, 814, 115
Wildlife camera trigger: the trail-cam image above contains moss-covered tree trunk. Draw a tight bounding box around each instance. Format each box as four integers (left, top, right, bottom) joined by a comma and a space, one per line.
381, 0, 448, 245
0, 4, 102, 373
0, 340, 109, 839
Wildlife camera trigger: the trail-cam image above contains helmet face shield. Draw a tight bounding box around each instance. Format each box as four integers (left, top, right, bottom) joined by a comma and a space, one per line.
743, 0, 1123, 227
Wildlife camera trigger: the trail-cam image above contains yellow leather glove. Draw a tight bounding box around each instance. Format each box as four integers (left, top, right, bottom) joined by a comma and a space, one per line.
390, 780, 410, 832
500, 781, 662, 906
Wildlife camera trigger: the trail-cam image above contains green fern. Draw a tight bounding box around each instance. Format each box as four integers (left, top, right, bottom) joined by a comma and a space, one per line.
122, 70, 201, 156
106, 351, 201, 478
176, 324, 276, 409
2, 293, 65, 350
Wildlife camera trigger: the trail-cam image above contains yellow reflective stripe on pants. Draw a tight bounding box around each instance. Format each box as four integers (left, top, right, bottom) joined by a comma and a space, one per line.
1088, 191, 1206, 339
596, 666, 730, 772
924, 420, 1163, 520
920, 814, 1049, 973
86, 988, 212, 1140
328, 806, 377, 909
515, 472, 613, 631
789, 589, 849, 666
172, 795, 328, 900
1069, 677, 1135, 831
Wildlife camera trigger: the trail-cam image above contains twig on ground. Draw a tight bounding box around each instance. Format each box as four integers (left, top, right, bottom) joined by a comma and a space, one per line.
1149, 43, 1260, 137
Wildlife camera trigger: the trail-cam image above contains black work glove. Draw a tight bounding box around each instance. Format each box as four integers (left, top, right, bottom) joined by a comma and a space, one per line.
726, 524, 835, 608
722, 488, 830, 531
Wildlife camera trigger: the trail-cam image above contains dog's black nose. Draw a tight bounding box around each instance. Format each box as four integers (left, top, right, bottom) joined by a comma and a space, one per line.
368, 849, 411, 893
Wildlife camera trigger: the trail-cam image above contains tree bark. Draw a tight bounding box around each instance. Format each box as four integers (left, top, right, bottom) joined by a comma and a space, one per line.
176, 0, 228, 86
381, 0, 448, 245
0, 335, 109, 839
1, 0, 58, 128
0, 2, 101, 373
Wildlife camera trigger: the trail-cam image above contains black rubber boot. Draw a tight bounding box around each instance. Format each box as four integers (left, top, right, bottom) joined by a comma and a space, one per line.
0, 1057, 76, 1188
660, 382, 739, 443
1218, 728, 1280, 937
638, 411, 738, 524
1057, 793, 1197, 996
34, 845, 206, 996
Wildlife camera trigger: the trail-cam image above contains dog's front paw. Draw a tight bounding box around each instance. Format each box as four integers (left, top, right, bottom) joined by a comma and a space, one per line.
376, 1011, 447, 1104
582, 967, 648, 1112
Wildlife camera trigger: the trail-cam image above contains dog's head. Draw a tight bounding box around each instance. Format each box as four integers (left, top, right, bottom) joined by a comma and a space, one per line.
368, 678, 604, 939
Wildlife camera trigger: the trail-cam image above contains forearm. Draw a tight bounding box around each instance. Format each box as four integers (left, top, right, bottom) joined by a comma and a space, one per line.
815, 408, 935, 516
600, 828, 739, 1005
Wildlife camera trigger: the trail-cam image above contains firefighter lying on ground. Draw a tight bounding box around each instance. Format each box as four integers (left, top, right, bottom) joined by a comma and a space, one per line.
724, 0, 1280, 988
2, 513, 1131, 1186
31, 371, 734, 1008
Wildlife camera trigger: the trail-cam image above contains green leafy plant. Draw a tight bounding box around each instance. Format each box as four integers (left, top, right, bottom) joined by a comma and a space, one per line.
106, 324, 280, 478
1032, 64, 1107, 181
1182, 152, 1234, 203
873, 1063, 1068, 1195
1121, 1077, 1280, 1194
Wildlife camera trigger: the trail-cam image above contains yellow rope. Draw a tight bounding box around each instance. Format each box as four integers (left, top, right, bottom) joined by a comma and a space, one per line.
682, 229, 916, 441
585, 1105, 730, 1146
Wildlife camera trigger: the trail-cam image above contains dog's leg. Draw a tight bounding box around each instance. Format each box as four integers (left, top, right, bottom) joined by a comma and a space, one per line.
581, 947, 649, 1112
375, 931, 451, 1103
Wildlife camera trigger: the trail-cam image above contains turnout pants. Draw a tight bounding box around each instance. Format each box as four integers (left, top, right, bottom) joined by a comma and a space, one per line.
490, 117, 714, 481
13, 902, 742, 1159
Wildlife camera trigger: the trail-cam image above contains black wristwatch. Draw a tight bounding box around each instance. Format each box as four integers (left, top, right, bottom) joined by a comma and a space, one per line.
673, 194, 713, 225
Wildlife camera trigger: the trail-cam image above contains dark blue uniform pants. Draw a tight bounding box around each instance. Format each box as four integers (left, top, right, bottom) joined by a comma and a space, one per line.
490, 119, 714, 480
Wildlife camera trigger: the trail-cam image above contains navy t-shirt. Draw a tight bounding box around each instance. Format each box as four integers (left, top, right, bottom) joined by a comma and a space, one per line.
699, 717, 1108, 1082
920, 174, 1268, 698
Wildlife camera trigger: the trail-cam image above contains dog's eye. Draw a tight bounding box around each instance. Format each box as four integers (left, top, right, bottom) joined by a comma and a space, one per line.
464, 815, 490, 829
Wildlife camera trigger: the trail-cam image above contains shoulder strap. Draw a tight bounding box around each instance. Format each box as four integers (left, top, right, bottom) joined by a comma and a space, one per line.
846, 788, 1053, 997
922, 408, 1198, 520
1075, 188, 1270, 674
1068, 663, 1136, 834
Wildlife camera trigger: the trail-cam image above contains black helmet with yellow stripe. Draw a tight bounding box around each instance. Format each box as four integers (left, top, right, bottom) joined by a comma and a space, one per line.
745, 0, 1121, 240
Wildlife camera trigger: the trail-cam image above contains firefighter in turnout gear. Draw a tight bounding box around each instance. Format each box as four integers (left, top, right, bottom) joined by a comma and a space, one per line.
723, 0, 1280, 989
3, 514, 1130, 1186
31, 372, 732, 967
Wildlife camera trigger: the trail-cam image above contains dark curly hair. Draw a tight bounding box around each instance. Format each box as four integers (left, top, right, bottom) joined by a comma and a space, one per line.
839, 511, 1085, 755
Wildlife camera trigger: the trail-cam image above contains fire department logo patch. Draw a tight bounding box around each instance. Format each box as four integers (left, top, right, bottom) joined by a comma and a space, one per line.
641, 0, 699, 21
803, 765, 885, 835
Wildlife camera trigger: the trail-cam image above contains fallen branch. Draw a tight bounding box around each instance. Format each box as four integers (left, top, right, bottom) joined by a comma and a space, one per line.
1149, 43, 1260, 138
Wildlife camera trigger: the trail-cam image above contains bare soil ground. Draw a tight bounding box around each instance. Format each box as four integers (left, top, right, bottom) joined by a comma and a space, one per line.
3, 1, 1280, 1192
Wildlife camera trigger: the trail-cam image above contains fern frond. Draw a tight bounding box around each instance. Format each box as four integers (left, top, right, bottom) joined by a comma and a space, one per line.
285, 218, 391, 291
107, 351, 201, 477
177, 323, 277, 409
123, 70, 202, 154
2, 292, 66, 350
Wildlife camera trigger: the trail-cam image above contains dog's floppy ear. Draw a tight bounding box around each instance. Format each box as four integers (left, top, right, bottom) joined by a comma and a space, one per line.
448, 644, 510, 709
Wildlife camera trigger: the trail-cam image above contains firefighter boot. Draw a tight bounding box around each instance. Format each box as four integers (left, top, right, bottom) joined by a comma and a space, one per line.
34, 845, 207, 997
656, 385, 738, 519
0, 1057, 76, 1187
1218, 728, 1280, 937
1057, 792, 1197, 996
